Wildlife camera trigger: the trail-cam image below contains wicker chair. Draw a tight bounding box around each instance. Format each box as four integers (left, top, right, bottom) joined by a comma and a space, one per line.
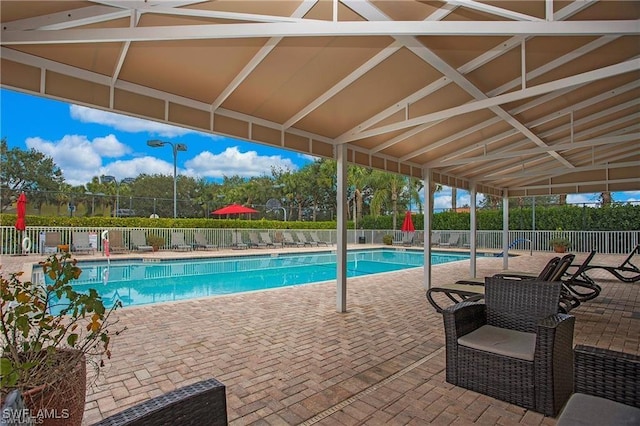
93, 378, 227, 426
443, 277, 575, 416
557, 345, 640, 425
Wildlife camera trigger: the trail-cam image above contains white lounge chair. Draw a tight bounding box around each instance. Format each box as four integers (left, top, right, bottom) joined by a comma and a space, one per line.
260, 232, 282, 249
282, 232, 304, 247
171, 232, 193, 251
231, 232, 249, 250
72, 231, 95, 254
249, 232, 267, 248
439, 233, 460, 247
131, 230, 153, 252
309, 232, 330, 246
194, 232, 218, 250
43, 231, 62, 253
296, 232, 317, 247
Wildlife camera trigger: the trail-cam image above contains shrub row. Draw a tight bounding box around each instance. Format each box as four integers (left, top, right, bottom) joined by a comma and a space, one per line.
2, 204, 638, 231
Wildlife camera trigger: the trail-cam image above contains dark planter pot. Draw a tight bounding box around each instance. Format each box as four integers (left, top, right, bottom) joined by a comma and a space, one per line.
553, 245, 568, 253
22, 350, 87, 426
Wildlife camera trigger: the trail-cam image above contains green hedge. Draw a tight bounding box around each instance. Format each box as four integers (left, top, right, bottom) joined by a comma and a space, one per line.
0, 215, 344, 230
360, 204, 640, 231
2, 204, 638, 231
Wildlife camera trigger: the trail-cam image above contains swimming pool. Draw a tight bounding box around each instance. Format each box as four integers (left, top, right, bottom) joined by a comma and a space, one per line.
43, 249, 469, 310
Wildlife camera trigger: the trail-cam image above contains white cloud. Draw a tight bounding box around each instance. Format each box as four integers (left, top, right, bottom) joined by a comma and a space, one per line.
99, 156, 175, 180
70, 105, 193, 138
434, 194, 452, 210
25, 135, 131, 186
566, 193, 599, 206
185, 147, 297, 178
92, 134, 131, 157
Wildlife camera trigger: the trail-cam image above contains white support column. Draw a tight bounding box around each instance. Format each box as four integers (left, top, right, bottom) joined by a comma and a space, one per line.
423, 168, 433, 290
336, 144, 348, 313
503, 189, 510, 270
469, 182, 477, 278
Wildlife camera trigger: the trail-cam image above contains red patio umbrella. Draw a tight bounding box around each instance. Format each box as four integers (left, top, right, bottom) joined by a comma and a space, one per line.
401, 211, 415, 232
15, 192, 28, 254
211, 204, 259, 215
15, 192, 27, 232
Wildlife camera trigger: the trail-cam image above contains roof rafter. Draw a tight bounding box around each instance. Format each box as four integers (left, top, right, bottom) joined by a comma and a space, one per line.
340, 59, 639, 142
2, 20, 637, 45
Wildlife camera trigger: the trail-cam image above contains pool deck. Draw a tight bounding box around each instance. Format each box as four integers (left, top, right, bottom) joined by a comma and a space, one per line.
1, 247, 638, 425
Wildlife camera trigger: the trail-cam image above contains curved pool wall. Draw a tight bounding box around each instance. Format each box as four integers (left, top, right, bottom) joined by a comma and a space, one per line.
40, 248, 471, 311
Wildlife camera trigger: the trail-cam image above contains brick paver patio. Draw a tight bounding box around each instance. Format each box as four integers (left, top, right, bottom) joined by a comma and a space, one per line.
2, 248, 638, 425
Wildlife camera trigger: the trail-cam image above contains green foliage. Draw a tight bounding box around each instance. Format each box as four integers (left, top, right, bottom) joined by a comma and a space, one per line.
146, 234, 165, 249
549, 236, 571, 249
360, 204, 640, 230
0, 253, 123, 395
3, 203, 639, 231
382, 234, 393, 245
0, 138, 65, 212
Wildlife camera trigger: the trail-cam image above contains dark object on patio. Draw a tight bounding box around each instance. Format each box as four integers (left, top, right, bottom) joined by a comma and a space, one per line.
426, 254, 572, 314
92, 378, 227, 426
576, 244, 640, 283
558, 251, 601, 311
443, 277, 575, 416
556, 345, 639, 425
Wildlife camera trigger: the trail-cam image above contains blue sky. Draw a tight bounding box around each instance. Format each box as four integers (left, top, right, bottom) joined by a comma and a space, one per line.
1, 88, 637, 210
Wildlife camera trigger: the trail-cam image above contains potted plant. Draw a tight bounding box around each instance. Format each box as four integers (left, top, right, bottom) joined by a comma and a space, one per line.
1, 253, 123, 425
550, 229, 571, 253
146, 234, 164, 251
382, 234, 393, 245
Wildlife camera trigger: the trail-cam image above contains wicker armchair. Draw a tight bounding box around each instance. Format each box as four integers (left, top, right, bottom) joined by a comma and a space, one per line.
557, 345, 640, 425
443, 277, 575, 416
93, 378, 227, 426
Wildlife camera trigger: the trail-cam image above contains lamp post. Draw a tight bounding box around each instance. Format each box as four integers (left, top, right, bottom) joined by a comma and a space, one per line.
147, 140, 187, 218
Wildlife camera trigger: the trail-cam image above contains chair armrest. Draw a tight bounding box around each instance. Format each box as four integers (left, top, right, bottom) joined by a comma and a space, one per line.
534, 314, 576, 417
536, 313, 575, 358
443, 302, 487, 339
442, 302, 486, 386
92, 378, 227, 426
574, 344, 640, 408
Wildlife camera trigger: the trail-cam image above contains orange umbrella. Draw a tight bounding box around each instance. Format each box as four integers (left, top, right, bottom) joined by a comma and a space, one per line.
401, 211, 415, 232
15, 192, 26, 231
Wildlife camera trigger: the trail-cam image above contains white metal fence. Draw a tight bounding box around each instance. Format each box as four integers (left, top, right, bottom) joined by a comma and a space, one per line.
1, 226, 638, 256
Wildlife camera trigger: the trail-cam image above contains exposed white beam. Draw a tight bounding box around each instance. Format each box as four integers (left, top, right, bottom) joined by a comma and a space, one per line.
440, 111, 640, 169
340, 12, 613, 146
432, 81, 640, 166
134, 4, 316, 23
440, 134, 639, 165
339, 59, 639, 142
338, 0, 612, 169
282, 40, 403, 130
211, 0, 318, 113
2, 20, 638, 45
488, 35, 621, 97
112, 9, 142, 87
486, 160, 640, 182
3, 5, 129, 30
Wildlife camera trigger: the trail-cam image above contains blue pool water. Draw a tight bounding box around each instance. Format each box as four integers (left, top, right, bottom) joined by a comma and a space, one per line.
44, 249, 468, 310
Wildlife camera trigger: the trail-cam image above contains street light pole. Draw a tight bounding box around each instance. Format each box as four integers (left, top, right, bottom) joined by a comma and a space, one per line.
147, 140, 187, 218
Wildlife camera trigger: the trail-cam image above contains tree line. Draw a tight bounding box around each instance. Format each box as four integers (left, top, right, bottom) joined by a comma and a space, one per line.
1, 138, 424, 226
1, 138, 623, 227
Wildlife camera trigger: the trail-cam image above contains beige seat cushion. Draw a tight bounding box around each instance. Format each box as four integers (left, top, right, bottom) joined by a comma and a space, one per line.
557, 393, 640, 426
458, 325, 536, 361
